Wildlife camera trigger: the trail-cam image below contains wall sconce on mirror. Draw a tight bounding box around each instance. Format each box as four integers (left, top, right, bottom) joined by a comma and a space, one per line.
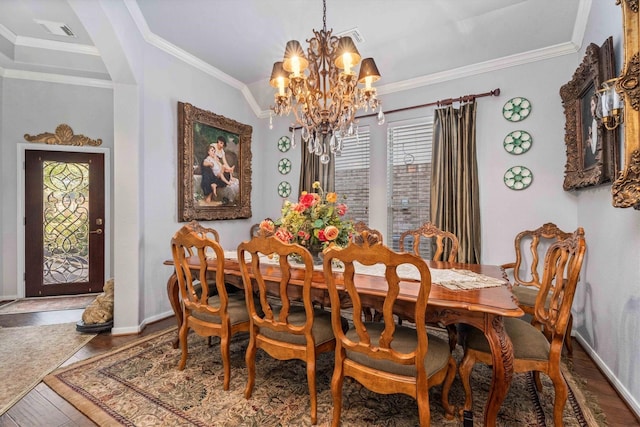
611, 0, 640, 209
598, 78, 624, 130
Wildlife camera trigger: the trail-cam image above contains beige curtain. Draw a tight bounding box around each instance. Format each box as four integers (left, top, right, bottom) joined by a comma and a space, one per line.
431, 101, 481, 263
298, 134, 335, 195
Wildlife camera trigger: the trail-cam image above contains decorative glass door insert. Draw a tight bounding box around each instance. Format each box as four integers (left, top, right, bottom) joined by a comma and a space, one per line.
42, 160, 90, 284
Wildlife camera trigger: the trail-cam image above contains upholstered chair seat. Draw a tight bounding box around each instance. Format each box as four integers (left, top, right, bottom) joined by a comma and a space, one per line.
191, 293, 252, 326
258, 306, 347, 346
463, 318, 550, 362
345, 322, 453, 377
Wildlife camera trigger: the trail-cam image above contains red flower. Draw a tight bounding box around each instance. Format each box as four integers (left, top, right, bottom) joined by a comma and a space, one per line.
298, 230, 310, 241
299, 193, 315, 208
318, 229, 327, 242
336, 204, 348, 216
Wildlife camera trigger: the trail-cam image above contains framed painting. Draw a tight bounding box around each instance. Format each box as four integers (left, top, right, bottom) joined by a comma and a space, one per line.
560, 37, 618, 191
177, 102, 252, 221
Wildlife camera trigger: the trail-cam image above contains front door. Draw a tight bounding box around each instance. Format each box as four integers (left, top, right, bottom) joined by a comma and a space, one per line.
24, 150, 105, 297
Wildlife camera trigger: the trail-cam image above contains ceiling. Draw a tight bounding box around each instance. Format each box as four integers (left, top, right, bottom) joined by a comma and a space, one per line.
0, 0, 586, 112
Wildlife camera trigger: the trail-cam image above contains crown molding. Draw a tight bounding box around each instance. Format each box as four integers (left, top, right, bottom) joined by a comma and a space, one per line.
1, 67, 113, 89
0, 24, 99, 55
15, 35, 100, 55
0, 24, 16, 43
572, 0, 592, 50
376, 42, 579, 95
123, 0, 263, 118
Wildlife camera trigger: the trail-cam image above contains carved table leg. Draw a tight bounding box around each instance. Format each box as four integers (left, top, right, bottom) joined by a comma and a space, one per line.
482, 315, 514, 426
166, 272, 182, 349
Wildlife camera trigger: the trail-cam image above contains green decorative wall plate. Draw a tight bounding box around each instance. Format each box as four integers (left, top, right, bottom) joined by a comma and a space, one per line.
502, 97, 531, 122
503, 130, 533, 155
504, 166, 533, 190
278, 181, 292, 197
277, 135, 291, 152
278, 158, 292, 175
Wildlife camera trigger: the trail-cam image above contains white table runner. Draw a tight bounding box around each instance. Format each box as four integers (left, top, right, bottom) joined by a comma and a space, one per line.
223, 250, 505, 291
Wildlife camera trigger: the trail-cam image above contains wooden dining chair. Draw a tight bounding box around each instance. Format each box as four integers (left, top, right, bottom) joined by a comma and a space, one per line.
459, 227, 586, 427
399, 221, 459, 262
399, 222, 460, 349
237, 230, 346, 425
170, 222, 251, 390
502, 222, 576, 354
323, 231, 456, 426
352, 221, 384, 245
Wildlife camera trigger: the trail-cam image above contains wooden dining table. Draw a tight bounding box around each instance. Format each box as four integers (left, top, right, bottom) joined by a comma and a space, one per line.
164, 255, 523, 426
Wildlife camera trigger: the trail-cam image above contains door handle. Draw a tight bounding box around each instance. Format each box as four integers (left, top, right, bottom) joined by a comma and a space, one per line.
90, 229, 103, 235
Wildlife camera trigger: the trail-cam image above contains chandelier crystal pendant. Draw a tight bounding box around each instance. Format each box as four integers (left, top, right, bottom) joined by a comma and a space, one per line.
269, 0, 384, 164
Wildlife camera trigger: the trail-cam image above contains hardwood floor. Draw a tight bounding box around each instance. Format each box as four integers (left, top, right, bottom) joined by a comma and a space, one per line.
0, 309, 638, 426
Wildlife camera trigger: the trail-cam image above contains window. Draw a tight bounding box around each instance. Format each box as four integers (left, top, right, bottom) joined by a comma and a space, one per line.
386, 119, 433, 253
334, 127, 370, 223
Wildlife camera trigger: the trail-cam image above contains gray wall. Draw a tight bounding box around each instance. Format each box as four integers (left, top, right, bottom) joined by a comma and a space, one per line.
0, 78, 113, 298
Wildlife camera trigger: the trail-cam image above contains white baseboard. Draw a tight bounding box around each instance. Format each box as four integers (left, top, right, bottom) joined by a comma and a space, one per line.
574, 332, 640, 419
111, 310, 175, 336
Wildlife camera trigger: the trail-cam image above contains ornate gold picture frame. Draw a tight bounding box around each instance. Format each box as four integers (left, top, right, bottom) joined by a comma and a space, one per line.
560, 37, 618, 191
177, 102, 252, 221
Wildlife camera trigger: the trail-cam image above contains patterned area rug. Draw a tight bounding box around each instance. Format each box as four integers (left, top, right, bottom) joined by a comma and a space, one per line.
45, 327, 605, 426
0, 294, 98, 315
0, 323, 96, 415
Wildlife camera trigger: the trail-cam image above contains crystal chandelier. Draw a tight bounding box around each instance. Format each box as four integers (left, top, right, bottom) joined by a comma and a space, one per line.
269, 0, 384, 164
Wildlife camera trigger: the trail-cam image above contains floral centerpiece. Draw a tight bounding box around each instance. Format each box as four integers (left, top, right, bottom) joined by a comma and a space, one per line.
260, 181, 353, 261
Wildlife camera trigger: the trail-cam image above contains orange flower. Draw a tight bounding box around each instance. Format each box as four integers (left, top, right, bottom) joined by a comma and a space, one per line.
259, 219, 275, 234
323, 225, 339, 241
326, 192, 337, 203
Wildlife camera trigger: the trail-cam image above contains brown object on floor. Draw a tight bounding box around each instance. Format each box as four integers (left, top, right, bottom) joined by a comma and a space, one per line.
81, 278, 114, 325
460, 227, 587, 427
324, 231, 456, 426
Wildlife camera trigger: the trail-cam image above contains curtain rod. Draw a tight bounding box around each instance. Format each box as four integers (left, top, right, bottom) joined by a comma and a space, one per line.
288, 88, 500, 131
356, 87, 501, 120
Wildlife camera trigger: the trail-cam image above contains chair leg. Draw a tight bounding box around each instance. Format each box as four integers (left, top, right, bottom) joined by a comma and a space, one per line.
220, 334, 230, 391
446, 324, 458, 352
331, 353, 345, 427
564, 314, 574, 355
307, 357, 318, 425
533, 371, 543, 392
550, 369, 568, 427
178, 323, 189, 370
442, 357, 456, 419
244, 329, 257, 399
416, 383, 431, 426
459, 350, 477, 412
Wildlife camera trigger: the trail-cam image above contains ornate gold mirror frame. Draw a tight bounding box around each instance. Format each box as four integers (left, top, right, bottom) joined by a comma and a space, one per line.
612, 0, 640, 208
